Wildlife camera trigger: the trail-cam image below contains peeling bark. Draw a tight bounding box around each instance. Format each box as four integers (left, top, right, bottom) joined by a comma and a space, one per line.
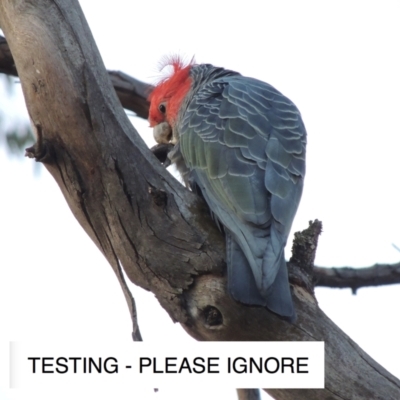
0, 1, 399, 399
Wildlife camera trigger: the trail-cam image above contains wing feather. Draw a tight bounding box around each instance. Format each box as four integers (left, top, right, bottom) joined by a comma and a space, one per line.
178, 73, 306, 320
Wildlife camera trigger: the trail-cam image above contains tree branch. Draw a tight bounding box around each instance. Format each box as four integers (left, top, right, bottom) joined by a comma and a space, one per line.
0, 1, 399, 399
108, 70, 151, 119
0, 34, 153, 118
314, 262, 400, 293
237, 389, 261, 400
0, 35, 17, 75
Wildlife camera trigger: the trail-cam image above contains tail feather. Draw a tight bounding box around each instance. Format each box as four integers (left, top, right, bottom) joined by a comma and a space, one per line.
262, 253, 296, 321
227, 232, 266, 306
261, 221, 286, 292
227, 231, 296, 322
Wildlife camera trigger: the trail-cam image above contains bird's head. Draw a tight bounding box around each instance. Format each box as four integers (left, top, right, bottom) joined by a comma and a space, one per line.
148, 56, 193, 144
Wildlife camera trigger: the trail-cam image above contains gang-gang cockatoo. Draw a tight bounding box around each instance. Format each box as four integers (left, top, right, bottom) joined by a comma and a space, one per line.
149, 58, 306, 322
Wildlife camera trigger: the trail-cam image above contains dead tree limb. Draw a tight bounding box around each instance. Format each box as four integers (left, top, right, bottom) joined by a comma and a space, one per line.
108, 70, 151, 119
0, 1, 399, 399
314, 263, 400, 293
0, 35, 17, 75
0, 34, 152, 118
237, 389, 261, 400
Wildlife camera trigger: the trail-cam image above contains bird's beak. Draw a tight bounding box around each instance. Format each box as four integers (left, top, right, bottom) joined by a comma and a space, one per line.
153, 122, 174, 144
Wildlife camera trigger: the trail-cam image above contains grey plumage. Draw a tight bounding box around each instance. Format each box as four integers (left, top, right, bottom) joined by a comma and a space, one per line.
169, 65, 306, 321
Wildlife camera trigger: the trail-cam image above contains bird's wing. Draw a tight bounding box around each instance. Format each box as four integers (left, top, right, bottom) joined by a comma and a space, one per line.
179, 75, 306, 315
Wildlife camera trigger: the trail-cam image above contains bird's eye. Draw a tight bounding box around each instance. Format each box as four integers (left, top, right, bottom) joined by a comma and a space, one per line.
158, 103, 166, 114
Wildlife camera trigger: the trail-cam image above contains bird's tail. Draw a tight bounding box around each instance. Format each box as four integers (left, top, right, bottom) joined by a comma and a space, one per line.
262, 252, 296, 321
227, 231, 296, 322
227, 232, 266, 306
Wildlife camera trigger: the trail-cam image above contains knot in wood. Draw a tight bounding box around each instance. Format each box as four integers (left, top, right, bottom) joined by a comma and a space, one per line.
148, 187, 167, 207
24, 124, 51, 163
202, 306, 223, 328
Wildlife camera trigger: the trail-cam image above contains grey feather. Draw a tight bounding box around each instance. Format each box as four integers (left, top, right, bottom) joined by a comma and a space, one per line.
173, 65, 306, 321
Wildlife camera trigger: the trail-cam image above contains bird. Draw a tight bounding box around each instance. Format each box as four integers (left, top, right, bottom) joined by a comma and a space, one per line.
148, 57, 306, 322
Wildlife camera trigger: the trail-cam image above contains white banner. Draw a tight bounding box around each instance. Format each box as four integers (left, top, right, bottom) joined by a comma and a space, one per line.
10, 341, 324, 389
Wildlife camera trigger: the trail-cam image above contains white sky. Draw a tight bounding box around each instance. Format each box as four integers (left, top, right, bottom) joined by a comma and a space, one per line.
1, 1, 400, 399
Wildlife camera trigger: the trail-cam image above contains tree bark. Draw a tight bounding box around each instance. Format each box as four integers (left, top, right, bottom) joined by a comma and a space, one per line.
237, 389, 261, 400
314, 263, 400, 293
0, 1, 399, 399
0, 34, 17, 75
0, 34, 152, 119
